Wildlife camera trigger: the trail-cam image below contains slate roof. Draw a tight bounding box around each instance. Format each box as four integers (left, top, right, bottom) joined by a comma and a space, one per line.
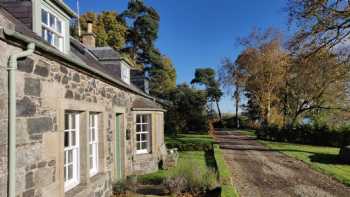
132, 98, 164, 111
0, 6, 164, 110
89, 47, 121, 61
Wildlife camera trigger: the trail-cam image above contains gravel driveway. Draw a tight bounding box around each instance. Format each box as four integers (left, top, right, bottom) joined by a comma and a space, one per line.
214, 131, 350, 197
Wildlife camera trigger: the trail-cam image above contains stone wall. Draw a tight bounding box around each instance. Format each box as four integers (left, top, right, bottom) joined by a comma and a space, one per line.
0, 37, 163, 196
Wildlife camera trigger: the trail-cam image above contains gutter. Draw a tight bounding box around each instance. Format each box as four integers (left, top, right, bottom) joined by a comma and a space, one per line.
1, 28, 155, 100
7, 43, 35, 197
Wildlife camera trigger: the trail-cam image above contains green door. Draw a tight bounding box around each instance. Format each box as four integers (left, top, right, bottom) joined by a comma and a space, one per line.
115, 114, 123, 181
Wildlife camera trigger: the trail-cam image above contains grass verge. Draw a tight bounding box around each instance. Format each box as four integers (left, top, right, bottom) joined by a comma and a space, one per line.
260, 140, 350, 186
214, 144, 239, 197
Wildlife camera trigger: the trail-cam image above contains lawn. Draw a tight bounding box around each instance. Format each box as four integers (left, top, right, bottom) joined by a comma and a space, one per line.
138, 150, 212, 184
139, 133, 215, 184
260, 140, 350, 186
165, 133, 214, 146
139, 133, 238, 197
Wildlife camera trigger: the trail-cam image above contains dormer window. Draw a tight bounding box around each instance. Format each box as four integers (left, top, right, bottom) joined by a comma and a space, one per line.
121, 62, 130, 85
41, 8, 64, 51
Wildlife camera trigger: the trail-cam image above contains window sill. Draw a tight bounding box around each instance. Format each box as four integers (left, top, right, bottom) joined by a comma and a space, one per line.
65, 182, 86, 197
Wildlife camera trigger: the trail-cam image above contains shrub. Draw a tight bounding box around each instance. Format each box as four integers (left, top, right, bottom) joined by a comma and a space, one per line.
164, 160, 218, 195
256, 125, 350, 147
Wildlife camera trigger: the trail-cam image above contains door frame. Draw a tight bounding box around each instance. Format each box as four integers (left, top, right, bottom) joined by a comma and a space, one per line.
113, 107, 126, 181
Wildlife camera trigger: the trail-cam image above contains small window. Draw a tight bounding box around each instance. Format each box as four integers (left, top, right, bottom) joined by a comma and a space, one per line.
121, 63, 130, 85
135, 114, 151, 154
41, 8, 64, 52
64, 112, 80, 191
89, 113, 99, 176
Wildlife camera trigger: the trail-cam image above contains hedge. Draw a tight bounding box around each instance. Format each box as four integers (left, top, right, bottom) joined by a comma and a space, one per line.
257, 125, 350, 147
213, 145, 239, 197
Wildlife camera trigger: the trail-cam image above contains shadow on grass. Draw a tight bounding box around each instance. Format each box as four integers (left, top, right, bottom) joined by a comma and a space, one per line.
205, 149, 217, 169
309, 153, 343, 164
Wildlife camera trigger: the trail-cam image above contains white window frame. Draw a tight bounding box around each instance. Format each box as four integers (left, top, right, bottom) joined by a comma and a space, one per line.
121, 62, 130, 85
135, 114, 151, 154
89, 113, 99, 177
64, 112, 80, 192
41, 7, 65, 52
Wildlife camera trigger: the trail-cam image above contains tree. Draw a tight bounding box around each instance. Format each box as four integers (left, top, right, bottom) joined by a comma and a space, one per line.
236, 28, 288, 126
165, 84, 208, 135
287, 0, 350, 55
72, 11, 127, 49
285, 48, 350, 126
147, 55, 177, 97
191, 68, 223, 120
219, 58, 246, 128
121, 0, 160, 65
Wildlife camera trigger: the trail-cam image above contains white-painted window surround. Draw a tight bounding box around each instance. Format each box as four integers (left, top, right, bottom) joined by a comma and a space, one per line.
136, 114, 151, 154
41, 8, 65, 51
121, 62, 130, 85
64, 112, 80, 192
89, 113, 99, 177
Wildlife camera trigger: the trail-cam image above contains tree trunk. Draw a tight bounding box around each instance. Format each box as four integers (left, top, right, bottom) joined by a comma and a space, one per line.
235, 91, 240, 129
215, 101, 222, 121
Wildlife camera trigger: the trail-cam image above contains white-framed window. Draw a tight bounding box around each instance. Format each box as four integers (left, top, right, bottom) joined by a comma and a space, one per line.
136, 114, 151, 154
89, 113, 99, 177
121, 62, 130, 85
41, 8, 64, 51
64, 112, 80, 192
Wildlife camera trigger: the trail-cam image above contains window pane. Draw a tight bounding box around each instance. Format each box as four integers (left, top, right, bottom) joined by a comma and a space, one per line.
50, 13, 55, 28
64, 132, 69, 147
64, 166, 67, 181
41, 10, 48, 24
65, 113, 69, 130
71, 131, 76, 146
136, 142, 141, 150
89, 144, 92, 155
92, 129, 95, 141
141, 133, 147, 141
141, 142, 147, 150
136, 115, 141, 123
47, 31, 53, 44
89, 157, 93, 170
68, 150, 73, 163
142, 124, 148, 132
54, 35, 59, 48
136, 134, 140, 141
57, 19, 62, 33
71, 114, 76, 129
136, 124, 141, 133
68, 164, 73, 179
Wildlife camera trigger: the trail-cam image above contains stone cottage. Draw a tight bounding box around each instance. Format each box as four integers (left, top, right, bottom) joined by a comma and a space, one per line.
0, 0, 166, 197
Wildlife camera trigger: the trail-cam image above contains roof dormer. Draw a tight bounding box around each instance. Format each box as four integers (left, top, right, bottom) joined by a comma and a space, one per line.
0, 0, 76, 53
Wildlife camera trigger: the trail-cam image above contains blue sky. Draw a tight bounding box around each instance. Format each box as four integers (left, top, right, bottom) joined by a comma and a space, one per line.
65, 0, 290, 113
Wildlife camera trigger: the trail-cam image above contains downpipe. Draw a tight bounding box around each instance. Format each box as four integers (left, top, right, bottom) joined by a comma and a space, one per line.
8, 43, 35, 197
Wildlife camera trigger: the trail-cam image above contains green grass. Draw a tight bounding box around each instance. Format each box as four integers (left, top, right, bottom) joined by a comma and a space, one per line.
214, 145, 239, 197
260, 140, 350, 186
138, 151, 210, 184
165, 133, 214, 146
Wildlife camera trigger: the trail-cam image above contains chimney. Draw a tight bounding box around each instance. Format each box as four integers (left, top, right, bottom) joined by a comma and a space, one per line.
81, 20, 96, 48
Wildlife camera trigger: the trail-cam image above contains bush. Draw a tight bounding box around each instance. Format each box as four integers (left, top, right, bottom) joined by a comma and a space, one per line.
256, 125, 350, 147
164, 160, 218, 195
166, 143, 213, 151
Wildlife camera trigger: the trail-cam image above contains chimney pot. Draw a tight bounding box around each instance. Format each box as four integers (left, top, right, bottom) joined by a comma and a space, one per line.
87, 22, 93, 33
81, 20, 96, 48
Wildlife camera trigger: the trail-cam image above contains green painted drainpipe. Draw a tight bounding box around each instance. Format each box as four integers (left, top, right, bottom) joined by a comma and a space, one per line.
8, 43, 35, 197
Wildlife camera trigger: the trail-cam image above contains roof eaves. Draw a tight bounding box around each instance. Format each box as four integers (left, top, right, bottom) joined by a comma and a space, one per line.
0, 27, 154, 100
51, 0, 77, 18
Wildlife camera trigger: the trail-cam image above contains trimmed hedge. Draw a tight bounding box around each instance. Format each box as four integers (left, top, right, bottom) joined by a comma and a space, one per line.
166, 142, 213, 151
257, 125, 350, 147
213, 145, 239, 197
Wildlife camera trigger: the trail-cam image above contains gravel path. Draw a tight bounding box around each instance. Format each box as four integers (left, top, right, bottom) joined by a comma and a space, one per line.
214, 131, 350, 197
